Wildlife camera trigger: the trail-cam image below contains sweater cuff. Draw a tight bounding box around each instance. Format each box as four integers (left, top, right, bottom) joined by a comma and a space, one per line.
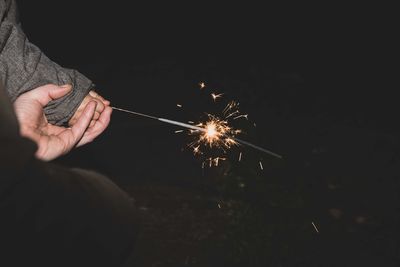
44, 72, 94, 126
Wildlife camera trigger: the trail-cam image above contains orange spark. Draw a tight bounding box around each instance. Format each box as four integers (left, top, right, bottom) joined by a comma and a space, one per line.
233, 114, 248, 120
211, 93, 224, 102
193, 145, 201, 155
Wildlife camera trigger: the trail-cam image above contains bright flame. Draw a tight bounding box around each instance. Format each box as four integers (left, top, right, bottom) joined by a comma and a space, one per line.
189, 113, 240, 160
186, 87, 251, 167
205, 122, 218, 142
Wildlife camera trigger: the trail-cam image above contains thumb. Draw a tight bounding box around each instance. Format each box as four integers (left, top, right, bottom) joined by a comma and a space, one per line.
48, 84, 73, 100
32, 84, 73, 106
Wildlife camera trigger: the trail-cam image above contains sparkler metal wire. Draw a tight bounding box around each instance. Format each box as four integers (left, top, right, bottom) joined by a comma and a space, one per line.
112, 106, 282, 159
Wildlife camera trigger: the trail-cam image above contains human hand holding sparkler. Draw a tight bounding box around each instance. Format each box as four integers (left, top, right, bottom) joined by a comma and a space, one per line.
70, 90, 111, 127
13, 84, 105, 161
68, 90, 113, 144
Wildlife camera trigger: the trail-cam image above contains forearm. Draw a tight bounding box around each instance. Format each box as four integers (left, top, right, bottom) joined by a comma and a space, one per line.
0, 13, 93, 125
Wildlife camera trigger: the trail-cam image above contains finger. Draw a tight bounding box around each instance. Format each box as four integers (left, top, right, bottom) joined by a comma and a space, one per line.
63, 101, 96, 148
30, 84, 73, 107
93, 111, 101, 120
48, 84, 73, 100
68, 93, 92, 126
89, 120, 96, 128
90, 90, 110, 106
68, 117, 77, 126
69, 97, 102, 127
96, 94, 110, 106
93, 98, 105, 113
89, 90, 99, 98
77, 106, 112, 147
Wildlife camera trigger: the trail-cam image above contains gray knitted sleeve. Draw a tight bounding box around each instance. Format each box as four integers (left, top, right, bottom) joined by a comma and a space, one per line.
0, 0, 93, 125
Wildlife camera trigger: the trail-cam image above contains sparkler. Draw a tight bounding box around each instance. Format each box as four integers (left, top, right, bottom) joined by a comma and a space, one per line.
111, 106, 282, 159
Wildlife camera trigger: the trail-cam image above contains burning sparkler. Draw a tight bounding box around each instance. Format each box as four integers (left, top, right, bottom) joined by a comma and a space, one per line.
111, 106, 282, 159
112, 81, 282, 168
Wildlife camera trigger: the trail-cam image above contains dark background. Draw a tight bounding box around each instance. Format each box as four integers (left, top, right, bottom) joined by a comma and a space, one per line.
18, 1, 399, 266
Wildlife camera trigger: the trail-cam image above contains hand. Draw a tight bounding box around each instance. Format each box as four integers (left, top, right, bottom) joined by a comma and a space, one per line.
13, 84, 98, 161
70, 90, 110, 128
69, 90, 112, 143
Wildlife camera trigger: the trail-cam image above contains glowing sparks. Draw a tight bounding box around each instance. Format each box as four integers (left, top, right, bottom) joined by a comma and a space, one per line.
205, 122, 218, 140
214, 157, 226, 166
312, 222, 319, 233
191, 115, 239, 150
113, 82, 282, 170
187, 99, 249, 167
206, 157, 226, 167
225, 110, 240, 119
223, 101, 240, 116
193, 145, 201, 155
259, 161, 264, 170
211, 93, 224, 102
188, 114, 241, 167
233, 114, 249, 120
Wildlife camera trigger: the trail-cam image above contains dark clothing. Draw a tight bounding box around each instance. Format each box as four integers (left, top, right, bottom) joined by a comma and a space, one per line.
0, 82, 139, 266
1, 2, 139, 265
0, 0, 93, 125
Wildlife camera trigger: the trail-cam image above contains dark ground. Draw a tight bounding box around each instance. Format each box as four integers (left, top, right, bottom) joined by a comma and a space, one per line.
19, 2, 399, 266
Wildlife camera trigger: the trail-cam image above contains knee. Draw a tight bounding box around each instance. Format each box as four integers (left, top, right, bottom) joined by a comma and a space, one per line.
68, 168, 140, 265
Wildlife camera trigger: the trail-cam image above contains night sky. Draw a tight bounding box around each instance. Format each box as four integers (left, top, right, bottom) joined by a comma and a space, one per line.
18, 2, 399, 266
